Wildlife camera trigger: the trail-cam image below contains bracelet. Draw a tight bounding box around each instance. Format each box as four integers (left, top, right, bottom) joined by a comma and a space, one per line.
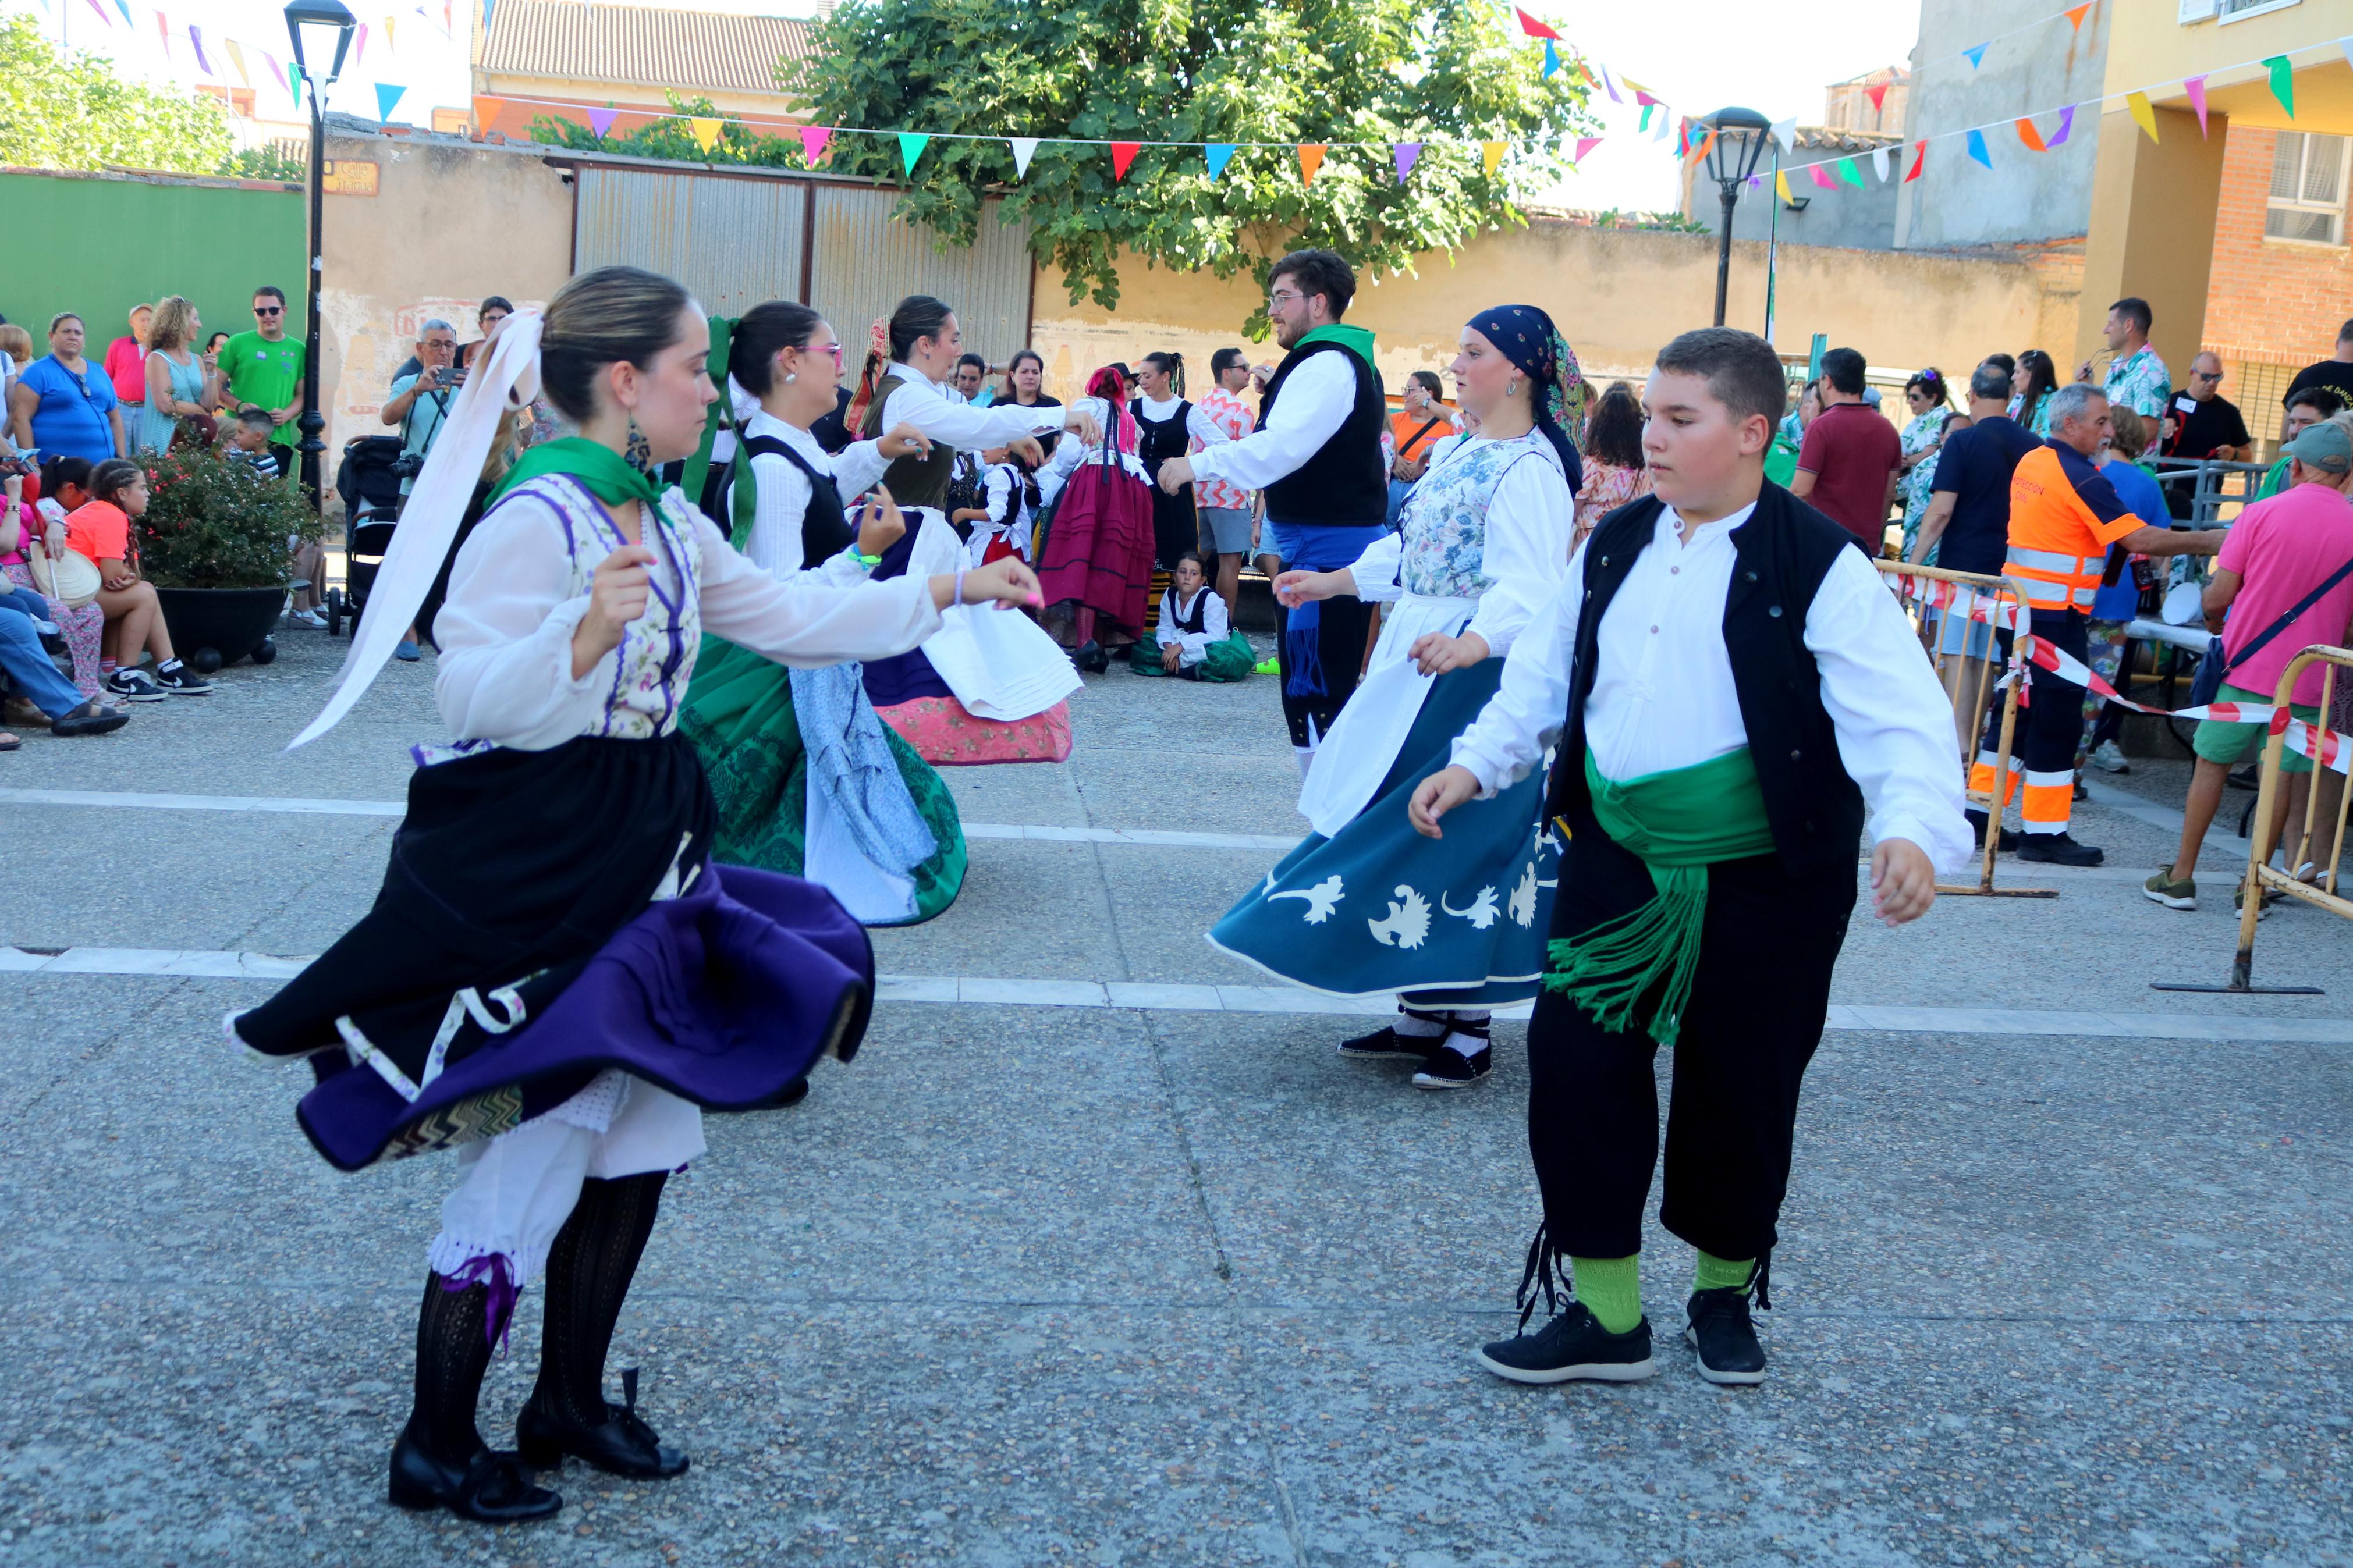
854, 551, 881, 567
953, 566, 967, 607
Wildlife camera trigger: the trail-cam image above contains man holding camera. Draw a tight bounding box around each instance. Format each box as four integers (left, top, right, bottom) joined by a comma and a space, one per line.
381, 319, 463, 496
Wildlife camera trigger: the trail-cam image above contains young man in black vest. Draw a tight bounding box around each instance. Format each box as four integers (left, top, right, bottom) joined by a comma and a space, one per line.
1158, 248, 1387, 777
1411, 328, 1971, 1386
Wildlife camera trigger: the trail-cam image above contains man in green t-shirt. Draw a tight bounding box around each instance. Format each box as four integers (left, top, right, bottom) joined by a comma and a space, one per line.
218, 285, 307, 483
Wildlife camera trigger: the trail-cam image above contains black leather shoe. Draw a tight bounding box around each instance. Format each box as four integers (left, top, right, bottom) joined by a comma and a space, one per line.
516, 1370, 689, 1480
388, 1427, 562, 1523
2017, 831, 2102, 867
1072, 639, 1109, 674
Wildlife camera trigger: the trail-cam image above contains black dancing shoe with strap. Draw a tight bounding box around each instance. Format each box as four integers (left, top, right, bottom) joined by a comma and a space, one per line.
389, 1425, 562, 1523
517, 1366, 690, 1478
1336, 1006, 1449, 1061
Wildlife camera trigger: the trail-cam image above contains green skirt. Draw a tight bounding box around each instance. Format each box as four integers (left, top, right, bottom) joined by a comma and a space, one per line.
680, 637, 967, 926
1127, 629, 1255, 682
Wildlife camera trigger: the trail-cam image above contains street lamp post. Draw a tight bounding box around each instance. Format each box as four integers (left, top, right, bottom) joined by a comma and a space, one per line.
283, 0, 357, 517
1699, 106, 1774, 330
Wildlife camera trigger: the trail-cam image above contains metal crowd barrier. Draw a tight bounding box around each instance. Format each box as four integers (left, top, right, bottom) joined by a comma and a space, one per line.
1875, 561, 2057, 899
2156, 643, 2353, 995
2146, 456, 2269, 527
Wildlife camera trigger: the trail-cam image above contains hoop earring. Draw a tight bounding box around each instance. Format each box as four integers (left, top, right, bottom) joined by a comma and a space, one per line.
624, 414, 653, 474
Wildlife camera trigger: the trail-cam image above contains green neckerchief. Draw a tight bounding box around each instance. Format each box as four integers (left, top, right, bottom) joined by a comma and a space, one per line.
490, 435, 664, 510
1543, 747, 1776, 1046
1295, 323, 1378, 375
680, 314, 735, 510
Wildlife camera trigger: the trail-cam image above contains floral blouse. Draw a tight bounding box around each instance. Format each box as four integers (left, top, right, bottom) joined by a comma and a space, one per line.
1574, 459, 1653, 550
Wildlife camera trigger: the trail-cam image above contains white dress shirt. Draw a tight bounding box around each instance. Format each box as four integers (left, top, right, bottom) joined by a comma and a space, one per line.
735, 407, 890, 582
877, 362, 1063, 451
1155, 585, 1230, 666
1450, 500, 1974, 872
1186, 349, 1355, 494
1133, 393, 1234, 453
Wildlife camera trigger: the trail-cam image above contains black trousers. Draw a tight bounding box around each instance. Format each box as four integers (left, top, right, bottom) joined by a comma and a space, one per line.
1973, 607, 2088, 834
1527, 800, 1855, 1262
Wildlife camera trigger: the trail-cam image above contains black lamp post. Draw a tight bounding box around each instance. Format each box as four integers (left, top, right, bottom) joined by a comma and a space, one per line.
1699, 105, 1774, 329
283, 0, 357, 515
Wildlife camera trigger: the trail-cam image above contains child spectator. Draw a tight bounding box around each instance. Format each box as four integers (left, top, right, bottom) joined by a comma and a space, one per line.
221, 406, 285, 481
19, 456, 104, 695
67, 458, 211, 698
1130, 552, 1251, 680
971, 445, 1044, 566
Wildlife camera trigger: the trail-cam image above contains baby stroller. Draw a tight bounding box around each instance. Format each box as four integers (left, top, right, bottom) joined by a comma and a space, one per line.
325, 435, 407, 638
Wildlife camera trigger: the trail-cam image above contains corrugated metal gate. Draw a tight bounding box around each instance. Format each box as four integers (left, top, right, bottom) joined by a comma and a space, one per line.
573, 165, 1034, 362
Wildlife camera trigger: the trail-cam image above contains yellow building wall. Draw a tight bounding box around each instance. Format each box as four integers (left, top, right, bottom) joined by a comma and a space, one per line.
2104, 5, 2353, 134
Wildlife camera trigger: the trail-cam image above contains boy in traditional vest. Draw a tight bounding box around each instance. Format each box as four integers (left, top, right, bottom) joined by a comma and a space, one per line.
1411, 328, 1972, 1386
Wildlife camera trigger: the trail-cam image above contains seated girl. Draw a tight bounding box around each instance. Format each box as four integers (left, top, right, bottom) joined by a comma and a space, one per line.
17, 457, 105, 696
1129, 552, 1252, 681
65, 459, 211, 699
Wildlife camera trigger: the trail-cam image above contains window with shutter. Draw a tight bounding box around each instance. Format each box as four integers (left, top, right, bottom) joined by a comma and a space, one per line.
2266, 132, 2350, 246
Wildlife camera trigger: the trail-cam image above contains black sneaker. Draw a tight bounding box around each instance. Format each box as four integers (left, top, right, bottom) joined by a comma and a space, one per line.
1964, 812, 2021, 853
2017, 831, 2102, 867
1412, 1044, 1492, 1090
152, 662, 213, 695
1335, 1025, 1437, 1061
107, 667, 166, 702
1685, 1288, 1768, 1385
1476, 1302, 1654, 1385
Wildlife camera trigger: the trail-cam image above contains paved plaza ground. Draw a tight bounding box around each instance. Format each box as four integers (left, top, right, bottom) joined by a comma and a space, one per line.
2, 624, 2350, 1567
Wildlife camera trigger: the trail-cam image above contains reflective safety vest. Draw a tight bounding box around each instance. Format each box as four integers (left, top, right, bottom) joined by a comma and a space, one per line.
2004, 445, 2132, 612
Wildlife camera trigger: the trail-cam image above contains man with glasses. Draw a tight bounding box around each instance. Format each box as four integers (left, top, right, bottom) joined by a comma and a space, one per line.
219, 286, 306, 486
381, 319, 462, 497
2159, 352, 2251, 520
1158, 247, 1386, 776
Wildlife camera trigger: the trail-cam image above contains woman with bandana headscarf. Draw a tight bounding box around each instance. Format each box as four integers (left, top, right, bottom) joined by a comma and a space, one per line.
1206, 305, 1582, 1092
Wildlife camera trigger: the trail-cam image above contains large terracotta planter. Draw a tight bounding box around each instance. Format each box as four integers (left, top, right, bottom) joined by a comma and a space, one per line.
155, 585, 282, 670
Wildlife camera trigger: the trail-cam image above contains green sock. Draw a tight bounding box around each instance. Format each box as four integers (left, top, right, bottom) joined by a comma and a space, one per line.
1568, 1254, 1642, 1334
1693, 1250, 1754, 1295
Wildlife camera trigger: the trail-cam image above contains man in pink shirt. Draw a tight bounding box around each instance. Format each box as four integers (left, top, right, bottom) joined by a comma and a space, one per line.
102, 304, 152, 422
2148, 420, 2353, 908
1790, 346, 1901, 553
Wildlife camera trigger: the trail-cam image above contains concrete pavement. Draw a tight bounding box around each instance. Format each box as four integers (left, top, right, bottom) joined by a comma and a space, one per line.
1, 624, 2348, 1567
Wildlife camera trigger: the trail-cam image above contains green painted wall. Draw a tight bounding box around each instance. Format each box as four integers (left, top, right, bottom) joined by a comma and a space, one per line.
0, 168, 304, 357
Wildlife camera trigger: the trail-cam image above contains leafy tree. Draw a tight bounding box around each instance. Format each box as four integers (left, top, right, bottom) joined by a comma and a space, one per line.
0, 17, 235, 175
784, 0, 1595, 318
222, 144, 308, 183
531, 91, 803, 167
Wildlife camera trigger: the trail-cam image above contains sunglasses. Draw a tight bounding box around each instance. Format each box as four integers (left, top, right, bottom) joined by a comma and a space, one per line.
254, 305, 283, 317
2192, 369, 2223, 382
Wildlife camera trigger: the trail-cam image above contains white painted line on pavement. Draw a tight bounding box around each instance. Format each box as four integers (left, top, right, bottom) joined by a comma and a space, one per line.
7, 945, 2350, 1042
0, 787, 1297, 851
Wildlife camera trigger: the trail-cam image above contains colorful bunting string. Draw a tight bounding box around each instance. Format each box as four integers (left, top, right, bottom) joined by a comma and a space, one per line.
1009, 136, 1038, 179
2266, 54, 2296, 118
1297, 144, 1326, 185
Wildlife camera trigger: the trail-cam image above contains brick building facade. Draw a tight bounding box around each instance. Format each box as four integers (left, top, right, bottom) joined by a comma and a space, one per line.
2203, 125, 2352, 453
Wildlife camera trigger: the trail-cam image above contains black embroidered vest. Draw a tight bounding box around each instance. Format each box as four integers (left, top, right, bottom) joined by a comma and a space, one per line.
1257, 339, 1386, 525
1545, 484, 1866, 880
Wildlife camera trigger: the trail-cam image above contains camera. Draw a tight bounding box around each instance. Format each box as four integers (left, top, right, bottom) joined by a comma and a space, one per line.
389, 451, 427, 479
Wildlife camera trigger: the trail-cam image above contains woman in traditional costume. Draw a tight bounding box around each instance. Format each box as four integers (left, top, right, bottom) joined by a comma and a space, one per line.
1034, 364, 1158, 670
679, 299, 966, 925
226, 266, 1041, 1525
1207, 305, 1584, 1091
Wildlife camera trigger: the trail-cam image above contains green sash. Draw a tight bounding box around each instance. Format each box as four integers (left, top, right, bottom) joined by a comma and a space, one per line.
1543, 747, 1776, 1046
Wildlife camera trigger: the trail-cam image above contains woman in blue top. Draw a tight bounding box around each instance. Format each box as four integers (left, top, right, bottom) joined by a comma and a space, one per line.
7, 314, 125, 465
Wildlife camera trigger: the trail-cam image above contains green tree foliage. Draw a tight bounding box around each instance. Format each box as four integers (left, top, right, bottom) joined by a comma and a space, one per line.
531, 91, 801, 166
222, 144, 308, 183
0, 17, 236, 175
783, 0, 1595, 316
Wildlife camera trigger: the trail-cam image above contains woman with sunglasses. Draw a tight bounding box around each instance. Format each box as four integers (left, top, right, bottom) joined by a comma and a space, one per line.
1895, 368, 1967, 561
679, 300, 971, 925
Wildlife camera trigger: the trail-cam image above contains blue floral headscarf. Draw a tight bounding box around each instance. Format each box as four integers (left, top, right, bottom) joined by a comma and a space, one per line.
1467, 304, 1587, 490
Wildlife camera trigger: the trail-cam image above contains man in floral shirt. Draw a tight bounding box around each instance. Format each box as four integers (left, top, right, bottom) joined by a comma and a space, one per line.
2077, 296, 2170, 419
1194, 347, 1261, 611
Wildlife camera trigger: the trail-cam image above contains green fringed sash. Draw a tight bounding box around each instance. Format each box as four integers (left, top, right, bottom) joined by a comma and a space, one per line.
1543, 747, 1776, 1045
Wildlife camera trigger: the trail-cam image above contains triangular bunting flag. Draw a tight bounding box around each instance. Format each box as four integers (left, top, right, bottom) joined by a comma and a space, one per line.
81, 0, 108, 25
1904, 142, 1925, 182
2265, 55, 2294, 118
1637, 104, 1654, 134
1967, 128, 1990, 168
2066, 2, 2091, 27
2126, 91, 2159, 142
154, 10, 168, 52
2015, 117, 2047, 152
1598, 65, 1621, 104
1009, 137, 1038, 179
1652, 110, 1674, 145
225, 38, 248, 85
112, 0, 129, 21
384, 15, 395, 49
1871, 146, 1890, 181
374, 82, 404, 120
587, 105, 618, 138
799, 125, 832, 165
1393, 143, 1421, 182
2184, 76, 2208, 136
1110, 141, 1141, 180
353, 22, 367, 64
188, 24, 212, 74
1693, 129, 1718, 166
1809, 164, 1835, 190
1542, 40, 1560, 80
1481, 141, 1505, 177
1514, 6, 1558, 39
1770, 117, 1795, 155
1297, 144, 1326, 185
1573, 137, 1600, 165
1775, 170, 1793, 202
1962, 42, 1988, 69
687, 118, 723, 154
474, 96, 504, 134
2048, 105, 2075, 147
261, 50, 284, 94
1866, 81, 1888, 114
1205, 143, 1238, 179
897, 131, 930, 174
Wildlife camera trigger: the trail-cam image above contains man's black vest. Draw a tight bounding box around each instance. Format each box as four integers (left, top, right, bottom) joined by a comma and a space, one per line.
1258, 339, 1386, 525
1545, 483, 1867, 880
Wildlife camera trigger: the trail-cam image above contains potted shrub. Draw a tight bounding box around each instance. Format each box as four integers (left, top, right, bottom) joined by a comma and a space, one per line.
136, 447, 325, 669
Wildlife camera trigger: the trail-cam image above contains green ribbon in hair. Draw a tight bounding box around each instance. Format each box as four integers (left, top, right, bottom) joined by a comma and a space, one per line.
1543, 746, 1777, 1046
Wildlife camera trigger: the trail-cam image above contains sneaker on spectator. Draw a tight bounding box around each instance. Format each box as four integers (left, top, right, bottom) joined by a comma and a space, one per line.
2142, 865, 2195, 909
2090, 739, 2130, 774
151, 660, 213, 696
107, 667, 166, 702
288, 607, 327, 630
